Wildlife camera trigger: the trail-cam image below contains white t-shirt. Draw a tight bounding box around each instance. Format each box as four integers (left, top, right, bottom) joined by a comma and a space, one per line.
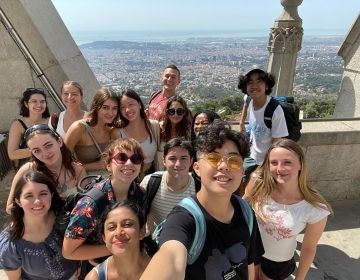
247, 96, 288, 164
256, 198, 330, 262
48, 110, 66, 138
140, 171, 196, 234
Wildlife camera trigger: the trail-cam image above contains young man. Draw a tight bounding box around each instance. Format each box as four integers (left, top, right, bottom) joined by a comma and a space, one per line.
147, 64, 181, 121
237, 69, 288, 185
140, 121, 264, 280
141, 138, 196, 234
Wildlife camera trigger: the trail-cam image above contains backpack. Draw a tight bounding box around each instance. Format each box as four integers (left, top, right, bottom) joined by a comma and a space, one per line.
245, 95, 302, 142
151, 195, 253, 264
55, 175, 108, 242
50, 112, 61, 131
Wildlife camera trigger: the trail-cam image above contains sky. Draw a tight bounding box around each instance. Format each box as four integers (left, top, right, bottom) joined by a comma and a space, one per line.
51, 0, 359, 34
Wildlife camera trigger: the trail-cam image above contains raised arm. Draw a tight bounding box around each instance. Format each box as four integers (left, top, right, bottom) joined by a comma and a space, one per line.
296, 217, 328, 280
7, 121, 31, 160
140, 240, 187, 280
62, 237, 110, 260
239, 103, 248, 134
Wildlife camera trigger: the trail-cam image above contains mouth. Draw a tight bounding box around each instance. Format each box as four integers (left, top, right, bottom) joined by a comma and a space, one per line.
121, 169, 136, 176
32, 206, 45, 211
214, 175, 231, 183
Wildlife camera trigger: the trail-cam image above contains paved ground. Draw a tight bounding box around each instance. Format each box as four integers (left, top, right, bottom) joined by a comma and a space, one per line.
0, 170, 359, 279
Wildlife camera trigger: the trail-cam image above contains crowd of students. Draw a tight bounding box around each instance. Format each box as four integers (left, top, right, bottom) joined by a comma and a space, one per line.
0, 65, 332, 280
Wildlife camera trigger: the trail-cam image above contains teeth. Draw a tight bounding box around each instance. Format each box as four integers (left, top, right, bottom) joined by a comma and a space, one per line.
215, 176, 230, 182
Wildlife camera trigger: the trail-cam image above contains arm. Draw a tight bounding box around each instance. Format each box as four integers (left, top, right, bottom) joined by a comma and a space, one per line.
239, 103, 248, 134
64, 121, 85, 152
62, 238, 110, 260
140, 240, 187, 280
82, 160, 106, 172
4, 268, 21, 280
295, 217, 328, 280
247, 263, 255, 280
7, 121, 31, 160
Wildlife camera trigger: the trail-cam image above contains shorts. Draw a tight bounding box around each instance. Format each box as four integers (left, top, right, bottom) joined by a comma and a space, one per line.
260, 256, 296, 280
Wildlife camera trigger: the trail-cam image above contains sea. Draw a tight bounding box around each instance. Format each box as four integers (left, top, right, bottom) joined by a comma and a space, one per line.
71, 29, 347, 45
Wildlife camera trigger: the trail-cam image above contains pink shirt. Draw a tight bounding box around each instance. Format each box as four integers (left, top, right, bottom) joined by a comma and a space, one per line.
148, 91, 172, 121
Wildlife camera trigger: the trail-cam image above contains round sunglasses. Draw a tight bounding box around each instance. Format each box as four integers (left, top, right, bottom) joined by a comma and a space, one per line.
166, 108, 186, 116
200, 152, 243, 170
111, 152, 143, 165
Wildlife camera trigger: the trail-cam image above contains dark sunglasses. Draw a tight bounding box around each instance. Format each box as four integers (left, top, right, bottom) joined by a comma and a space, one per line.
24, 124, 54, 139
112, 152, 143, 165
25, 88, 45, 94
167, 108, 186, 116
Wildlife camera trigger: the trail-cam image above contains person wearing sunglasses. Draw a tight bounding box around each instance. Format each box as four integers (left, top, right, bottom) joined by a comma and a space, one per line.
48, 81, 86, 139
140, 120, 264, 280
7, 88, 50, 169
62, 138, 144, 276
6, 124, 87, 214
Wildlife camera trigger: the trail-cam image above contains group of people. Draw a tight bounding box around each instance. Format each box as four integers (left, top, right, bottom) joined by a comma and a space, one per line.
0, 64, 332, 280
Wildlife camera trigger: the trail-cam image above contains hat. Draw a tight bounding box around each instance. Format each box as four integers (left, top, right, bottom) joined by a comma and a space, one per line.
244, 68, 266, 78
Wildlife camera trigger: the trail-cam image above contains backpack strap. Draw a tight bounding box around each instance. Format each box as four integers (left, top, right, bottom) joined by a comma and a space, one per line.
148, 90, 162, 106
84, 186, 108, 215
50, 112, 61, 131
245, 95, 252, 107
263, 97, 280, 129
234, 195, 253, 235
144, 173, 163, 217
82, 121, 103, 156
178, 197, 206, 265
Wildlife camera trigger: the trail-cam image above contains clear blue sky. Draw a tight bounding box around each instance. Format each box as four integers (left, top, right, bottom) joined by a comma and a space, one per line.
52, 0, 359, 33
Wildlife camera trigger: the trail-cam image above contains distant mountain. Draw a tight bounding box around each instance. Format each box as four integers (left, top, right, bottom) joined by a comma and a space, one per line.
79, 40, 170, 50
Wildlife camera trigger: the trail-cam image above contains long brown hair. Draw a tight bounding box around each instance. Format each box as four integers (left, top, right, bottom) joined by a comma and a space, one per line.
249, 139, 333, 220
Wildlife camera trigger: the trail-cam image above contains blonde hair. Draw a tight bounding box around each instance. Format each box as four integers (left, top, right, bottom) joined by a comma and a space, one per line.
249, 139, 333, 220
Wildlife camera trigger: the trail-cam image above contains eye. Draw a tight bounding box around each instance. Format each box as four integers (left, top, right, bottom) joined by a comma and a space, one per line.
106, 224, 116, 231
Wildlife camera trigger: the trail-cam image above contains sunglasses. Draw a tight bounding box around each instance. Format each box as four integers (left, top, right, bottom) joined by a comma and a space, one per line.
201, 152, 243, 170
167, 108, 186, 116
112, 152, 143, 165
25, 88, 45, 94
24, 124, 53, 139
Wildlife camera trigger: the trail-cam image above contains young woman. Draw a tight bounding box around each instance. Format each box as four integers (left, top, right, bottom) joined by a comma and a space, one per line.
85, 200, 150, 280
190, 109, 220, 142
48, 81, 87, 138
0, 170, 79, 280
6, 124, 86, 214
246, 139, 332, 280
7, 88, 50, 168
119, 89, 160, 178
65, 88, 120, 174
62, 138, 144, 266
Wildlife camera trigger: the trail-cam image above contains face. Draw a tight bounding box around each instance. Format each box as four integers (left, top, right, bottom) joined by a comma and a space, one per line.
120, 95, 142, 122
26, 93, 46, 115
61, 85, 83, 109
27, 133, 63, 166
167, 101, 186, 125
193, 113, 210, 137
164, 147, 192, 180
98, 98, 118, 124
246, 73, 267, 100
194, 140, 243, 196
269, 147, 301, 186
107, 149, 142, 185
103, 206, 143, 255
161, 68, 180, 92
16, 181, 52, 216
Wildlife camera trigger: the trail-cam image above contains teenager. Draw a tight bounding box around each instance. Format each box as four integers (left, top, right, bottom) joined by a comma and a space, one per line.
140, 120, 264, 280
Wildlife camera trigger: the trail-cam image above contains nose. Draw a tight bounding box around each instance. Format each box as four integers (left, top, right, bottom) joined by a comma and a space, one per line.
217, 158, 229, 171
115, 226, 125, 236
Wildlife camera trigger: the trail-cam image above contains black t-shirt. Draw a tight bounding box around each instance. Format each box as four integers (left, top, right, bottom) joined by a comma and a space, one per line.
159, 196, 264, 280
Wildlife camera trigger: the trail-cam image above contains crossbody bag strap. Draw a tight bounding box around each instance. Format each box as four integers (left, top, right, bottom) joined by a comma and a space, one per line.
82, 121, 103, 155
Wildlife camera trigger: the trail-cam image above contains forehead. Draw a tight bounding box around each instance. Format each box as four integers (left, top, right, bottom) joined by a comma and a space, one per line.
166, 146, 190, 157
27, 133, 56, 147
21, 181, 50, 194
163, 68, 179, 77
195, 113, 208, 122
105, 207, 138, 223
214, 140, 240, 154
62, 85, 80, 92
169, 101, 183, 108
102, 98, 118, 106
120, 95, 137, 104
28, 93, 45, 100
270, 147, 299, 159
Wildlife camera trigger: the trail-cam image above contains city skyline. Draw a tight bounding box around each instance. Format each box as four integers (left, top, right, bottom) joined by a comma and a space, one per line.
52, 0, 359, 35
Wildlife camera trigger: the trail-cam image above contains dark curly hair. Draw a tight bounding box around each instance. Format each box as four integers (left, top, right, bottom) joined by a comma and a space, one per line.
190, 109, 221, 142
19, 88, 50, 118
195, 120, 249, 160
237, 69, 275, 95
161, 96, 191, 142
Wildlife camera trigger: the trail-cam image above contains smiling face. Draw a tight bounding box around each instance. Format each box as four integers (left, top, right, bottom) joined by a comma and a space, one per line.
164, 146, 192, 180
194, 140, 243, 196
167, 101, 186, 125
26, 93, 47, 115
120, 95, 142, 122
26, 133, 62, 167
16, 181, 52, 217
61, 84, 83, 109
193, 113, 210, 137
161, 68, 180, 92
246, 72, 267, 101
97, 98, 119, 124
269, 147, 301, 186
103, 206, 144, 255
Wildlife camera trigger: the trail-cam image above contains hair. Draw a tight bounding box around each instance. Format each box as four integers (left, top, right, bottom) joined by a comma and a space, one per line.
195, 120, 248, 160
161, 96, 191, 142
190, 109, 221, 141
237, 69, 276, 95
61, 81, 83, 96
249, 139, 333, 220
163, 137, 194, 159
98, 200, 146, 251
25, 125, 76, 184
7, 170, 64, 240
104, 138, 144, 167
19, 88, 50, 118
164, 64, 180, 79
119, 89, 153, 142
86, 88, 120, 127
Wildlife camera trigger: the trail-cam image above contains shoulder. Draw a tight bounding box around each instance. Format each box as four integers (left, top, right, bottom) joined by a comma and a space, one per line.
0, 229, 18, 258
304, 201, 331, 224
9, 119, 25, 132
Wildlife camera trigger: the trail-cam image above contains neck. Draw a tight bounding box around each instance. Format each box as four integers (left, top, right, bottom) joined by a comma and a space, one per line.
111, 178, 131, 201
273, 182, 303, 201
166, 172, 189, 192
162, 87, 175, 98
252, 95, 267, 110
65, 107, 84, 117
112, 251, 147, 279
23, 211, 53, 229
27, 114, 44, 123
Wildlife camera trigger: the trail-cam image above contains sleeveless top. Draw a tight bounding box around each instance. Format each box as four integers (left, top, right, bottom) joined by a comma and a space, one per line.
94, 258, 108, 280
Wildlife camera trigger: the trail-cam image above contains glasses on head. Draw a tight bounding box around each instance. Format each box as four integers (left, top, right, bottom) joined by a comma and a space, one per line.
25, 88, 45, 94
167, 108, 186, 116
112, 152, 143, 165
201, 152, 243, 170
24, 124, 53, 139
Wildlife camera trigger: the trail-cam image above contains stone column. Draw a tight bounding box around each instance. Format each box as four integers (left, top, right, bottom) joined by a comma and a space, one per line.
267, 0, 303, 96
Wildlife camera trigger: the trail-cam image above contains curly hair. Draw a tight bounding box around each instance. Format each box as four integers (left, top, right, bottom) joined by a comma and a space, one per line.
161, 96, 191, 142
249, 139, 333, 221
19, 88, 50, 118
7, 170, 64, 240
237, 69, 275, 95
195, 120, 249, 160
190, 109, 221, 142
